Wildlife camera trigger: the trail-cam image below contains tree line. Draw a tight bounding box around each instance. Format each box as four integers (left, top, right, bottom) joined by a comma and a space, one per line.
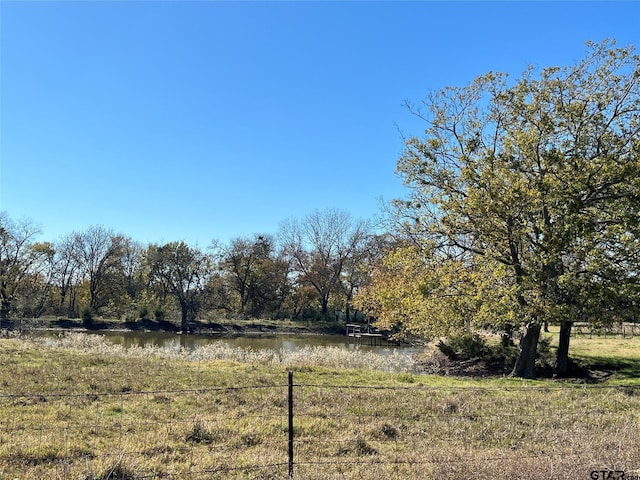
0, 208, 381, 331
2, 40, 639, 379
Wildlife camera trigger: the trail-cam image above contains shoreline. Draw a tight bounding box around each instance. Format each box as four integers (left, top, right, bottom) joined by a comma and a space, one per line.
1, 316, 350, 337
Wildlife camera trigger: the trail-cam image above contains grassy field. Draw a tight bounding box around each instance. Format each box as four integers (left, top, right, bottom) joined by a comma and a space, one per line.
539, 326, 640, 381
0, 331, 639, 479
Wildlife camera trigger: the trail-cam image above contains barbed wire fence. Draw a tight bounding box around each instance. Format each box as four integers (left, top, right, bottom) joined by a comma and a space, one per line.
0, 375, 639, 479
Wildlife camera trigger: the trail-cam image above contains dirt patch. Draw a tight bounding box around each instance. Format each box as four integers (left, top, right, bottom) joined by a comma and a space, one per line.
414, 349, 511, 377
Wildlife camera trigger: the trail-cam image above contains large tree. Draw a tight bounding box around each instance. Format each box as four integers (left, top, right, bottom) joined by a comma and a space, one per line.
391, 40, 640, 378
354, 243, 515, 340
118, 237, 145, 311
280, 208, 368, 318
71, 226, 126, 313
0, 213, 43, 322
145, 241, 210, 330
15, 241, 57, 319
221, 234, 291, 318
339, 233, 393, 323
51, 234, 83, 316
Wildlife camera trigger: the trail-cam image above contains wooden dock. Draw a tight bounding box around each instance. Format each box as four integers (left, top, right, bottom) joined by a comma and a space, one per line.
346, 323, 387, 346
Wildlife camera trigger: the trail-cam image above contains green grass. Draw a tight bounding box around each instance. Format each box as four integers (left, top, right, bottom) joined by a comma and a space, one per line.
538, 327, 640, 383
0, 333, 639, 479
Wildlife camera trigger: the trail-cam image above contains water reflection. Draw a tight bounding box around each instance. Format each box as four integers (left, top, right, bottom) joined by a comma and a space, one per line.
92, 331, 422, 357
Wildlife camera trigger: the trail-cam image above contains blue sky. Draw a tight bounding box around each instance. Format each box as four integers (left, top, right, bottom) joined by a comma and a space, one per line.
2, 1, 639, 247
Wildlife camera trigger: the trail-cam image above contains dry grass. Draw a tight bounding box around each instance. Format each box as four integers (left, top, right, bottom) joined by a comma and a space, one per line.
36, 331, 417, 373
0, 333, 638, 479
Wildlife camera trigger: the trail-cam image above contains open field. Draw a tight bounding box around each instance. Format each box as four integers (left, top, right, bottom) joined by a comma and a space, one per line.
0, 332, 639, 479
536, 325, 640, 382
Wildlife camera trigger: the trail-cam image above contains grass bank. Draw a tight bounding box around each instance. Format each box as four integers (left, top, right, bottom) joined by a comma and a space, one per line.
0, 333, 639, 479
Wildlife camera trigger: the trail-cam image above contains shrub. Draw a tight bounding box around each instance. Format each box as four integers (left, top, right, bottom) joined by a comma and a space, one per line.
436, 333, 489, 361
485, 341, 518, 368
354, 438, 378, 456
137, 306, 149, 321
535, 335, 555, 372
380, 423, 399, 439
153, 308, 165, 322
81, 307, 94, 328
433, 332, 519, 375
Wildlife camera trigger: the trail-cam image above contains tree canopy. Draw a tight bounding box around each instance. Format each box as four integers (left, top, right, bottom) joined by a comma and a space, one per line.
145, 241, 211, 331
0, 213, 43, 322
364, 40, 640, 377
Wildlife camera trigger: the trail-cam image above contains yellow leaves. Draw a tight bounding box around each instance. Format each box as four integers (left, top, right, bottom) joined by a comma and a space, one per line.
354, 246, 519, 339
391, 41, 640, 341
30, 242, 55, 256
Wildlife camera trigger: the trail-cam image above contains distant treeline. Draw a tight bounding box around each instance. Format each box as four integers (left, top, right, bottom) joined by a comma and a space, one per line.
0, 208, 388, 330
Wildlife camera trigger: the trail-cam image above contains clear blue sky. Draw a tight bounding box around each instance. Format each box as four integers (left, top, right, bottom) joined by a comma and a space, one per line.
2, 1, 639, 247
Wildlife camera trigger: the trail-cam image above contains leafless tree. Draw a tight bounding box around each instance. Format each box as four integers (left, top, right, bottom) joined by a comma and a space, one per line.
0, 212, 42, 321
280, 208, 369, 317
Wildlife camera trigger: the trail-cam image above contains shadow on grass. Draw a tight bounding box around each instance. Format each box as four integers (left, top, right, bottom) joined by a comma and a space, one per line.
574, 355, 640, 381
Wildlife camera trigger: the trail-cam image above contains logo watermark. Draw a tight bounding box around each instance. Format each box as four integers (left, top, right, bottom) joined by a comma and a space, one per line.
591, 470, 640, 480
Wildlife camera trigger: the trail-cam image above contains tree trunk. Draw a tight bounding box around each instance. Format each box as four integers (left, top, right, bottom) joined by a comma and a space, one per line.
555, 320, 573, 376
69, 289, 78, 317
320, 294, 329, 317
0, 297, 11, 323
511, 322, 541, 379
59, 289, 67, 315
180, 301, 189, 331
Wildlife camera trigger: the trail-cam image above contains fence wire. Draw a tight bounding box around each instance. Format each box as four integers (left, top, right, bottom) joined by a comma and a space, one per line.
0, 381, 638, 479
292, 383, 640, 479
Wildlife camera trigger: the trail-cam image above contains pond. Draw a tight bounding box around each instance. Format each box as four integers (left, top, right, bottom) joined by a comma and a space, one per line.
86, 330, 424, 357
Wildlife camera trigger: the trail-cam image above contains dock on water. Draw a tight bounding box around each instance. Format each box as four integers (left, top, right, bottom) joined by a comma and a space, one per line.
345, 323, 387, 346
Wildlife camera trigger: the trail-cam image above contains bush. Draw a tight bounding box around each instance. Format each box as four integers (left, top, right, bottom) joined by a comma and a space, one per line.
535, 335, 555, 372
154, 308, 165, 322
354, 438, 378, 456
81, 307, 94, 328
434, 332, 519, 375
436, 333, 489, 361
485, 341, 518, 368
85, 458, 136, 480
137, 305, 149, 321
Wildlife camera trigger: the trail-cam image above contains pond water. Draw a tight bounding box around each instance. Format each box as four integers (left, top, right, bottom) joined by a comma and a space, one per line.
84, 331, 424, 357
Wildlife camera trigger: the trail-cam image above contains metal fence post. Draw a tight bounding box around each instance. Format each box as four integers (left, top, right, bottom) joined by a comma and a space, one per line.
288, 370, 294, 479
